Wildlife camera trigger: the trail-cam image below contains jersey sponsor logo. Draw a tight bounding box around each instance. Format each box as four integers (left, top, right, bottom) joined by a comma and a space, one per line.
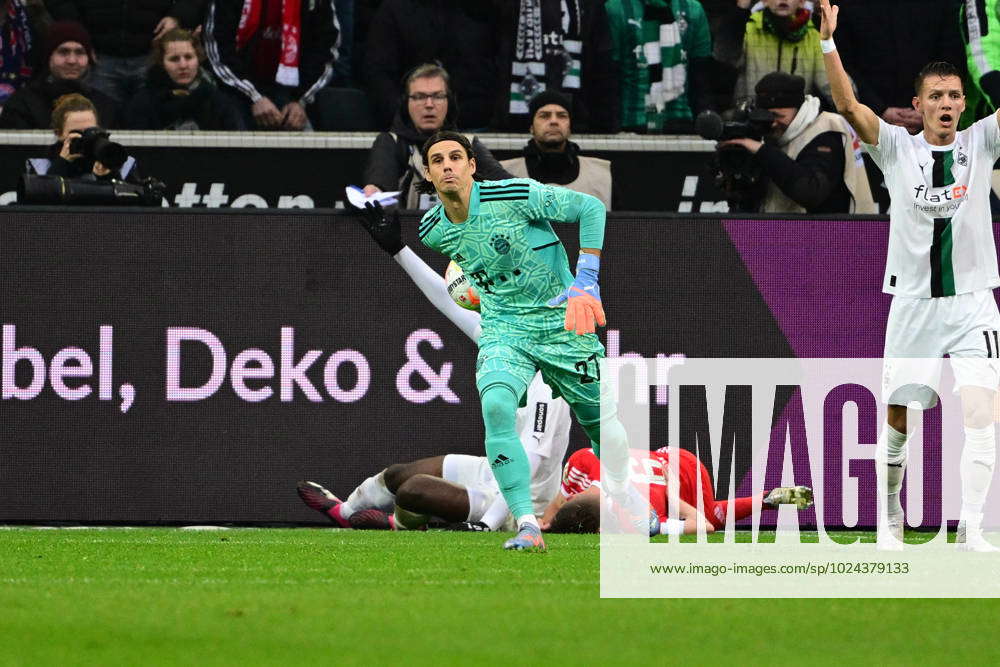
911, 183, 967, 215
533, 402, 547, 433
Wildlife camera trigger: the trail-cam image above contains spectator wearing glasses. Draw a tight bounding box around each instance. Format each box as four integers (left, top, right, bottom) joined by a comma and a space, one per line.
362, 63, 511, 210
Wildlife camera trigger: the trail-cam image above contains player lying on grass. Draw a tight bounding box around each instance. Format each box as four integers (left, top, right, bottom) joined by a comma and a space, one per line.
296, 206, 575, 532
541, 446, 814, 534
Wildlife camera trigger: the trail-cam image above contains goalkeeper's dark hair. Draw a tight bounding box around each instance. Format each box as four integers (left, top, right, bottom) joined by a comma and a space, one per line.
914, 61, 964, 95
548, 494, 601, 534
415, 131, 476, 195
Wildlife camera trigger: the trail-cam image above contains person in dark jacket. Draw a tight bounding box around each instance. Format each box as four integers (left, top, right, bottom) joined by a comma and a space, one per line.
204, 0, 340, 130
365, 0, 503, 130
0, 20, 119, 128
362, 63, 511, 210
25, 92, 141, 182
125, 28, 245, 130
492, 0, 618, 133
832, 0, 966, 133
46, 0, 205, 103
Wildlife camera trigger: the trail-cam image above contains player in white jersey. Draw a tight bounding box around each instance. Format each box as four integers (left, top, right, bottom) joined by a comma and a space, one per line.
296, 208, 572, 531
820, 0, 999, 552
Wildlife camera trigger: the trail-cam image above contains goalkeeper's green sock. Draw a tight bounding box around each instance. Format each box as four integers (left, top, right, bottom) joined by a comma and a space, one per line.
481, 384, 535, 522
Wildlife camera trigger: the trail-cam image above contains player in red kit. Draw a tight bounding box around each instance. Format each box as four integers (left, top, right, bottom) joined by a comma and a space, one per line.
540, 447, 813, 534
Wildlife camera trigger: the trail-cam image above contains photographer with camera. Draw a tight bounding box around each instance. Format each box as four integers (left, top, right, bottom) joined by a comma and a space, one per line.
705, 70, 876, 214
26, 93, 139, 181
19, 92, 164, 205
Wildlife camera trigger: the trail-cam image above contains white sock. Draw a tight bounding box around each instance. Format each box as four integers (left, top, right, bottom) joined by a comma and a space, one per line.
341, 471, 395, 518
478, 493, 511, 530
516, 514, 539, 530
960, 423, 996, 519
878, 423, 908, 519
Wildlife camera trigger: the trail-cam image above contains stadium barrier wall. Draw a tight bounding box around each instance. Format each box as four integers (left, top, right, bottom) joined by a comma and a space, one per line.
0, 208, 965, 526
0, 131, 756, 212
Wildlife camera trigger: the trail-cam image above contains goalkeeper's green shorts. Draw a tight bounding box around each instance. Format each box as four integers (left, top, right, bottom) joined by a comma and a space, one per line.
474, 328, 605, 407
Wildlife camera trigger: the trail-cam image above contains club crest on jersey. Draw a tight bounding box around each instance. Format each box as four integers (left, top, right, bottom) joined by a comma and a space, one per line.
957, 149, 968, 166
491, 233, 511, 255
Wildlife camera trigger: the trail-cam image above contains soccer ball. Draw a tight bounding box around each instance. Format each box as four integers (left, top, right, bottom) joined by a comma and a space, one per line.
445, 260, 480, 311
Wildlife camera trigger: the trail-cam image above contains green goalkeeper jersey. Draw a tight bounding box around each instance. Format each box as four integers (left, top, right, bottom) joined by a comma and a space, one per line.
418, 179, 606, 334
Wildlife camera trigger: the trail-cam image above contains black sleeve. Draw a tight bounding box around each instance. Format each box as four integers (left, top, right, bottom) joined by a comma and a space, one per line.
363, 132, 405, 190
471, 137, 514, 181
296, 0, 339, 104
756, 131, 845, 210
712, 7, 749, 66
579, 1, 619, 133
204, 0, 260, 101
364, 0, 404, 129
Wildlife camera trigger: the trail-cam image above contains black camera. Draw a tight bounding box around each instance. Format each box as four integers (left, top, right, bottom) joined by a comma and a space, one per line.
69, 127, 128, 171
696, 99, 776, 142
696, 101, 778, 212
18, 174, 166, 206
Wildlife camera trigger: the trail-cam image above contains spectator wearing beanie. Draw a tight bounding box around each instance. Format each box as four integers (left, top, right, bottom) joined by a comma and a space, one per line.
500, 89, 613, 209
0, 20, 118, 128
45, 0, 205, 104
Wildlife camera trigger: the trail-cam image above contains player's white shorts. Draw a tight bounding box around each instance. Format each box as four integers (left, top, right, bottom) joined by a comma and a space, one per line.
882, 289, 1000, 407
440, 454, 516, 531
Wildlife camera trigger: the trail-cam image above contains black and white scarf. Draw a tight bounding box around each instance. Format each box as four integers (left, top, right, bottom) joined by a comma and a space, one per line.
509, 0, 582, 115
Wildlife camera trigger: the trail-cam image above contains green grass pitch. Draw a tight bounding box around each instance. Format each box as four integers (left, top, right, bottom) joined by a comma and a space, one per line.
2, 527, 999, 664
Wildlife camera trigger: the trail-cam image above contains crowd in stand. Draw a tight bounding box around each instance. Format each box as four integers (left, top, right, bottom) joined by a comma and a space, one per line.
0, 0, 993, 213
0, 0, 986, 134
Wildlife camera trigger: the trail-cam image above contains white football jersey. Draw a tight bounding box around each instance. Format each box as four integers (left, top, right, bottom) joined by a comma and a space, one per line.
863, 115, 1000, 298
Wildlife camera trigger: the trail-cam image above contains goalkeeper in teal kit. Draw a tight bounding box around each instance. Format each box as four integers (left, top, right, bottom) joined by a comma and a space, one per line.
397, 130, 635, 551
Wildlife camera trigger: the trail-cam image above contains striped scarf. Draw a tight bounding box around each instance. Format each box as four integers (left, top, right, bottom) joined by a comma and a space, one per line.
636, 0, 685, 119
508, 0, 582, 116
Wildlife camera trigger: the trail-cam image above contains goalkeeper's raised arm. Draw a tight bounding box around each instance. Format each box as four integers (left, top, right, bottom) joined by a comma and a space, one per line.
818, 0, 879, 145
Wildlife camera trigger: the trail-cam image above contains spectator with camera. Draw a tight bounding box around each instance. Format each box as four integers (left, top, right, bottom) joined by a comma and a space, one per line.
25, 93, 140, 181
499, 90, 612, 209
45, 0, 205, 105
716, 0, 833, 109
362, 63, 511, 210
124, 28, 245, 130
605, 0, 714, 133
0, 20, 119, 129
716, 71, 875, 213
205, 0, 340, 131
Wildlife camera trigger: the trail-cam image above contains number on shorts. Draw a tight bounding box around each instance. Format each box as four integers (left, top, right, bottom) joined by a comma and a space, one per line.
984, 330, 999, 358
575, 353, 600, 384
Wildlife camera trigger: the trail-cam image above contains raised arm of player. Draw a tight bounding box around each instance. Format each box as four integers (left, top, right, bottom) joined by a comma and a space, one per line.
358, 201, 482, 342
818, 0, 879, 145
